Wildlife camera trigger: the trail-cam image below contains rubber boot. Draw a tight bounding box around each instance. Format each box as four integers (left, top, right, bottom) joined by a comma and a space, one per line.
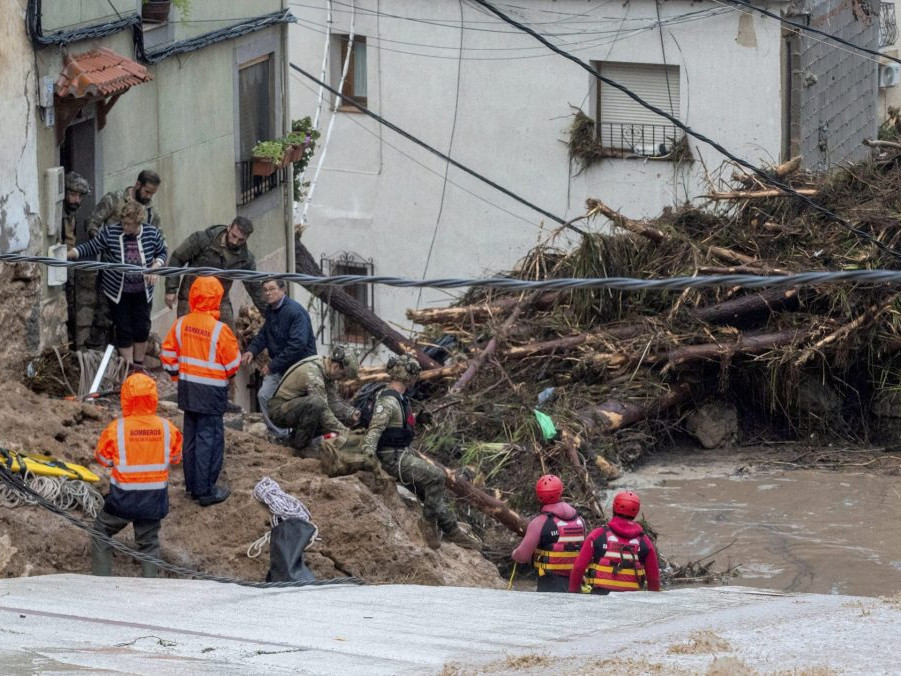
90, 542, 113, 576
443, 526, 482, 551
141, 560, 159, 578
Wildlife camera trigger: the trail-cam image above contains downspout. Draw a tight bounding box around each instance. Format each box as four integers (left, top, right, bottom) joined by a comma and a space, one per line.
281, 0, 296, 287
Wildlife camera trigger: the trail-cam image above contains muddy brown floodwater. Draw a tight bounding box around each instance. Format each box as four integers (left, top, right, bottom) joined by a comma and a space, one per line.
613, 450, 901, 597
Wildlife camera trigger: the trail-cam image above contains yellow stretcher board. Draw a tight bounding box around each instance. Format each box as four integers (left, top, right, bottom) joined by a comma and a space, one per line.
0, 448, 100, 483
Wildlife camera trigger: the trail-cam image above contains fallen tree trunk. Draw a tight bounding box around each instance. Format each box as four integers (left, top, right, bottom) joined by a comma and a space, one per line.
406, 292, 558, 325
578, 382, 692, 434
661, 329, 806, 369
295, 238, 441, 370
346, 363, 465, 387
503, 323, 648, 358
691, 288, 801, 326
413, 450, 529, 535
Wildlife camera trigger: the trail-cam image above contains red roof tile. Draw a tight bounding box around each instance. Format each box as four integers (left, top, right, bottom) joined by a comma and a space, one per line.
55, 47, 153, 99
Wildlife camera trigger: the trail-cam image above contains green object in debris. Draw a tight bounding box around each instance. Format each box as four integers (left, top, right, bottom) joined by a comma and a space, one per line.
533, 409, 558, 440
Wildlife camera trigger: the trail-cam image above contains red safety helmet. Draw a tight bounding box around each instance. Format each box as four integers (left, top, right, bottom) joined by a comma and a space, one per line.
612, 491, 641, 519
535, 475, 564, 504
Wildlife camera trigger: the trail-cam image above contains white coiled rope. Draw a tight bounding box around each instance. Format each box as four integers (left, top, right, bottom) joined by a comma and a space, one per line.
0, 471, 103, 517
247, 477, 319, 558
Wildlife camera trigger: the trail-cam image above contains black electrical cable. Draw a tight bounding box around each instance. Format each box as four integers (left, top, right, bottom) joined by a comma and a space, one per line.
722, 0, 901, 68
289, 62, 587, 234
466, 0, 901, 262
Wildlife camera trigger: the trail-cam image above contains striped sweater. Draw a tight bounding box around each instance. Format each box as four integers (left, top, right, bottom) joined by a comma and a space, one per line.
75, 222, 167, 303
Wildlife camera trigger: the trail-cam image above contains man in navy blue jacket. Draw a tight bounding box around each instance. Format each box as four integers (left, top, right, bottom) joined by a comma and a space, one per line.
242, 280, 316, 439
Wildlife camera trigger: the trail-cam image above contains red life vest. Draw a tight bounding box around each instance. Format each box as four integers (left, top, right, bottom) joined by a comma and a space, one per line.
533, 511, 586, 577
586, 526, 648, 592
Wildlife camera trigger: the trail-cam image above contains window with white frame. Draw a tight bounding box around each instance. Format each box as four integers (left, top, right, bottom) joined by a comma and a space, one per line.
334, 35, 368, 108
594, 62, 682, 157
321, 252, 374, 344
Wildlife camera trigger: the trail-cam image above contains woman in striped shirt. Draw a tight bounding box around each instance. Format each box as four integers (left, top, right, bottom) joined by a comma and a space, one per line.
68, 200, 167, 368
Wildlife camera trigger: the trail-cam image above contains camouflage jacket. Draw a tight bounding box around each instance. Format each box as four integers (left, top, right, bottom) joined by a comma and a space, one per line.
86, 186, 161, 239
272, 356, 356, 433
165, 225, 266, 312
361, 392, 406, 457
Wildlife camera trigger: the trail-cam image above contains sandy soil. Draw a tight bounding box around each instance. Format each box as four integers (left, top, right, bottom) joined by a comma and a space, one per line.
0, 381, 504, 588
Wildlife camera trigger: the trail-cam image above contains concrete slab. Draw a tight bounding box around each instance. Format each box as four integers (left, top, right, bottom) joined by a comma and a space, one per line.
0, 575, 897, 674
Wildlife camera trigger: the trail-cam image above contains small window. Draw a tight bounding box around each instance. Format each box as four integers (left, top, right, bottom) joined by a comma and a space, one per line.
336, 35, 367, 108
595, 61, 682, 157
321, 253, 374, 344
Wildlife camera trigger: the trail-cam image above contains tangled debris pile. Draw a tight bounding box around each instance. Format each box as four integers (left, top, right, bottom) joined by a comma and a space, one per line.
396, 149, 901, 522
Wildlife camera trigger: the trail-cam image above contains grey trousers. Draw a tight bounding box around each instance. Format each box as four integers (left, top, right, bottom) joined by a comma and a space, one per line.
258, 373, 289, 438
90, 508, 162, 578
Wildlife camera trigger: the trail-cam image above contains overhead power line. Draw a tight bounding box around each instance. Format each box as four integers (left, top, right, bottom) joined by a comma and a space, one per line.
466, 0, 901, 261
288, 62, 586, 234
7, 252, 901, 292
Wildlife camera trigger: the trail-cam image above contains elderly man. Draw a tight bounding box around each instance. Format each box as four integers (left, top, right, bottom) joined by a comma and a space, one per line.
267, 346, 360, 455
241, 279, 316, 439
165, 217, 267, 330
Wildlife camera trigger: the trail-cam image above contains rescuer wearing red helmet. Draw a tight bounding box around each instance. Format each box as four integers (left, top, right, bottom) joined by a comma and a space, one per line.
512, 475, 587, 592
569, 490, 660, 593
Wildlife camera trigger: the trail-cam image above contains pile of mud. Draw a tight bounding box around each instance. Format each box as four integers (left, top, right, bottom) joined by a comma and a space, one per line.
0, 381, 503, 588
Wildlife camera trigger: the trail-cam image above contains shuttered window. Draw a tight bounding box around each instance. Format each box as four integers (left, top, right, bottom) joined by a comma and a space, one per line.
596, 62, 682, 156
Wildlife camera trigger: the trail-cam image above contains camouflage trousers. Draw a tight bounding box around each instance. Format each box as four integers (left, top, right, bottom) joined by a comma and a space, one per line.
268, 393, 341, 454
376, 448, 457, 534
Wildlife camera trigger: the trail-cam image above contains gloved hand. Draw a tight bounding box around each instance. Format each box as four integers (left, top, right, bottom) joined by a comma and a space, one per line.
415, 409, 433, 426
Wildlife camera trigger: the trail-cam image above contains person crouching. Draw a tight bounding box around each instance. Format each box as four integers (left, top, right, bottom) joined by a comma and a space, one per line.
512, 475, 587, 592
568, 491, 660, 594
91, 373, 183, 577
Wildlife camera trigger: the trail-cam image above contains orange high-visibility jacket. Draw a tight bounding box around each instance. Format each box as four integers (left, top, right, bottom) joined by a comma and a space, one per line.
160, 276, 240, 414
95, 373, 183, 520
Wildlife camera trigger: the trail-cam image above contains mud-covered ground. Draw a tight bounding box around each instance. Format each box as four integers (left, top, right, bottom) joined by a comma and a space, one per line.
0, 380, 504, 588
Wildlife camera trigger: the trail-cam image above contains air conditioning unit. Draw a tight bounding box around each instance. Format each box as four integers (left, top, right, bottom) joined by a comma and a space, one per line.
43, 166, 64, 238
879, 62, 900, 88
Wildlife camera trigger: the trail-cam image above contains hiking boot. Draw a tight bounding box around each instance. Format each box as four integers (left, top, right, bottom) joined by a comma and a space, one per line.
418, 517, 441, 550
443, 526, 482, 551
197, 487, 230, 507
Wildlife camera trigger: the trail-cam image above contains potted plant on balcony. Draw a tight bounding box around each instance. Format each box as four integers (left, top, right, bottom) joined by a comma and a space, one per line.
283, 131, 312, 163
251, 140, 288, 177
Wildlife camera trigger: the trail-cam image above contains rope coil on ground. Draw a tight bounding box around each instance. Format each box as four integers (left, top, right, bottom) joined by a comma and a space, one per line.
0, 465, 361, 588
247, 477, 320, 559
0, 470, 103, 517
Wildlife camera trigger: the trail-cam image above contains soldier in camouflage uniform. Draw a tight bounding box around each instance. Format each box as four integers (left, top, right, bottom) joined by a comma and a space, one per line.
267, 346, 361, 455
361, 354, 481, 551
164, 218, 267, 330
78, 170, 163, 348
62, 172, 91, 347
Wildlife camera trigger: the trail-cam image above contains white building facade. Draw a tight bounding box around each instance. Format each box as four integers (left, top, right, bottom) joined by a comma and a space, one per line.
289, 0, 873, 352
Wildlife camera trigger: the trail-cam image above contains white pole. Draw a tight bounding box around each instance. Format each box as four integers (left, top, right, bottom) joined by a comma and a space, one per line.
89, 344, 115, 395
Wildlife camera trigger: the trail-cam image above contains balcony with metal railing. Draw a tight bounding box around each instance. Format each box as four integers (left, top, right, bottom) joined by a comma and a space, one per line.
880, 1, 897, 49
236, 159, 286, 206
595, 122, 685, 158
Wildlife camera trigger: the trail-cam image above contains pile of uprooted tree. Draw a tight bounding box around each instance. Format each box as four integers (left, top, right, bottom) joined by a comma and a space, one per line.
338, 148, 901, 521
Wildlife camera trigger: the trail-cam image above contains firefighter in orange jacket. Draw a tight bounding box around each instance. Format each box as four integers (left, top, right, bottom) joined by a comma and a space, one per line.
91, 373, 183, 577
512, 475, 587, 592
569, 490, 661, 594
160, 276, 240, 506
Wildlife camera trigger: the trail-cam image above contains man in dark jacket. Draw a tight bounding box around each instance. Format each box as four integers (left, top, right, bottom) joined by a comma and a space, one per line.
241, 279, 316, 439
164, 217, 267, 329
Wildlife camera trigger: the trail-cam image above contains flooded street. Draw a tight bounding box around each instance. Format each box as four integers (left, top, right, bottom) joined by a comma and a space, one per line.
617, 452, 901, 597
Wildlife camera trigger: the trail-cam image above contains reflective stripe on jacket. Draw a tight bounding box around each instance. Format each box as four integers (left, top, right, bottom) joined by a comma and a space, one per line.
533, 512, 586, 576
95, 373, 183, 521
161, 277, 240, 414
585, 527, 648, 591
